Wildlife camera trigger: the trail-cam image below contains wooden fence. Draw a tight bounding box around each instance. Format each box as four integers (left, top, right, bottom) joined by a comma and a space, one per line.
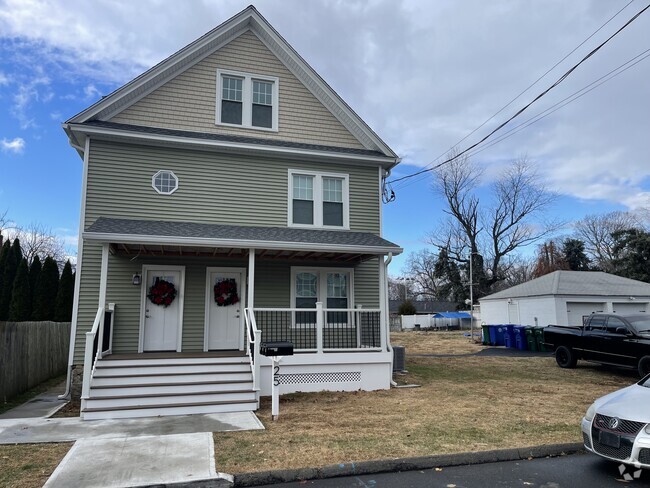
0, 321, 70, 402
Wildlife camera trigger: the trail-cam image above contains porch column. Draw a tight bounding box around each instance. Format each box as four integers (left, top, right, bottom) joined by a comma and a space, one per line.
379, 254, 388, 350
97, 242, 109, 359
248, 248, 255, 309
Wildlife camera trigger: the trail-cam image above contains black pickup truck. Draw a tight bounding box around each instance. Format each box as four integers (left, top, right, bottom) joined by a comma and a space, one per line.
544, 313, 650, 377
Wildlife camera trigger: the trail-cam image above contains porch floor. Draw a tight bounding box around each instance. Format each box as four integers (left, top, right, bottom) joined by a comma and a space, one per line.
102, 351, 247, 360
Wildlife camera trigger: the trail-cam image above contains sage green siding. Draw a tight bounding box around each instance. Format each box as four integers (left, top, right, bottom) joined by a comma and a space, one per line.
110, 30, 365, 150
86, 140, 379, 232
73, 252, 380, 361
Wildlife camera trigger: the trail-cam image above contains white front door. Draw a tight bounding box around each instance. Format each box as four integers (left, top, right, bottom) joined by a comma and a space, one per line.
142, 267, 184, 352
206, 268, 244, 350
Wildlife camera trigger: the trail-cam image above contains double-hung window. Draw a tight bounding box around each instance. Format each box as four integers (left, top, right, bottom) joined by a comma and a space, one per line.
289, 170, 349, 229
216, 69, 278, 131
292, 267, 353, 327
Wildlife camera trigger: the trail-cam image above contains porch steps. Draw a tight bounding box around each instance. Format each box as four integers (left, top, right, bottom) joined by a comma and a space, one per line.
82, 355, 258, 420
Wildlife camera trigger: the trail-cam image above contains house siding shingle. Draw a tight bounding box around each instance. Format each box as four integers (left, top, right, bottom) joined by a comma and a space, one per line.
109, 30, 365, 150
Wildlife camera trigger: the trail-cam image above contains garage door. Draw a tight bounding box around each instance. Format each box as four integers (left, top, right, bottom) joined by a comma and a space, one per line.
612, 302, 648, 314
566, 302, 606, 326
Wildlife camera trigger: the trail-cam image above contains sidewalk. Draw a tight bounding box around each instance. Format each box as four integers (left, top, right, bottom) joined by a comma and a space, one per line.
0, 381, 68, 419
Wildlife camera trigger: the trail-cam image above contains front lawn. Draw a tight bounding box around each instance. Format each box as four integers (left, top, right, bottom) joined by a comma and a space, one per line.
214, 331, 634, 473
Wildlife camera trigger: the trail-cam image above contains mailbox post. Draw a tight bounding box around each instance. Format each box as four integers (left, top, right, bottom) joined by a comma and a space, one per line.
260, 341, 294, 420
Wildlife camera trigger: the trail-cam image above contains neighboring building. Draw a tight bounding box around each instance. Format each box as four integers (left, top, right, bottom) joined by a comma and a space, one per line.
61, 6, 402, 420
480, 271, 650, 327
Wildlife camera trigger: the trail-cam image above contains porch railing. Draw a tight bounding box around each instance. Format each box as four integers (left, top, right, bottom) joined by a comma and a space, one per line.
251, 304, 382, 353
244, 308, 262, 393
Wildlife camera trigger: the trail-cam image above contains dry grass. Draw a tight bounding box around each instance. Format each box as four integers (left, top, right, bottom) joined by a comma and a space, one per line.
214, 332, 635, 474
391, 330, 485, 355
0, 443, 72, 488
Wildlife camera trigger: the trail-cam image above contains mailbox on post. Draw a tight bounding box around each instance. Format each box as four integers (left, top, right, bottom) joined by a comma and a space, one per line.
259, 341, 293, 420
260, 341, 294, 357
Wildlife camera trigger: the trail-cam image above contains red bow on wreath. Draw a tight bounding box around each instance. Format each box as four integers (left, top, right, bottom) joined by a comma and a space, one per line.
147, 278, 177, 307
214, 278, 239, 306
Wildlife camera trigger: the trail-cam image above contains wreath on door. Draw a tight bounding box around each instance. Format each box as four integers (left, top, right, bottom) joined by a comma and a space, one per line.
147, 278, 177, 307
214, 278, 239, 306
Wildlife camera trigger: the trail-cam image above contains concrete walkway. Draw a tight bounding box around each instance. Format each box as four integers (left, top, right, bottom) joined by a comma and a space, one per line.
45, 432, 233, 488
0, 381, 68, 419
0, 411, 264, 444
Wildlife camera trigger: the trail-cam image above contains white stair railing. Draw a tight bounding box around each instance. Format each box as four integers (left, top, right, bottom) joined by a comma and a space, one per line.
81, 306, 105, 409
244, 308, 261, 394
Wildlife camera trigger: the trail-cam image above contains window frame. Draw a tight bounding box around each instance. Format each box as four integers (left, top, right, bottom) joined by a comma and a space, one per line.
215, 69, 279, 132
288, 169, 350, 229
151, 170, 179, 195
290, 266, 355, 329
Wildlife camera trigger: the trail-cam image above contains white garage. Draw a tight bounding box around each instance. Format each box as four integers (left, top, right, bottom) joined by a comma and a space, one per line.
479, 271, 650, 327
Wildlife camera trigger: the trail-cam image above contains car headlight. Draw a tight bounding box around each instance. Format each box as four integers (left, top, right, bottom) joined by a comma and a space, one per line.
645, 424, 650, 435
585, 403, 596, 422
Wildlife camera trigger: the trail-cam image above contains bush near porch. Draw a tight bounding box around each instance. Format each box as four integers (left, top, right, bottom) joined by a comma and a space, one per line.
214, 331, 635, 473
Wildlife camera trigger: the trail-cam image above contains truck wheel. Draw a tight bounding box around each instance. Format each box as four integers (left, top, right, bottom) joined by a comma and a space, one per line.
556, 346, 577, 369
638, 356, 650, 377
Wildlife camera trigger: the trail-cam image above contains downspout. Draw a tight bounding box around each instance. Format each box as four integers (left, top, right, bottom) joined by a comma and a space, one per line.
383, 252, 397, 387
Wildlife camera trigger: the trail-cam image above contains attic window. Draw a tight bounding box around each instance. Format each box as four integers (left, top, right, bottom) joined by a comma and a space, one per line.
216, 69, 278, 131
152, 170, 178, 195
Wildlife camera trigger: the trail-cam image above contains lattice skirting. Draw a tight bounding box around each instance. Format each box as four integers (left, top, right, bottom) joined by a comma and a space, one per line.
275, 371, 361, 385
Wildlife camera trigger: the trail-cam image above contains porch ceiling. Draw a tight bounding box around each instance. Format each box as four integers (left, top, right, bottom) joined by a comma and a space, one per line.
110, 242, 373, 263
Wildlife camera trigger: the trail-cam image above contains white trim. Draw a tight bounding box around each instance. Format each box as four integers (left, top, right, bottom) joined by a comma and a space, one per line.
63, 123, 397, 168
83, 231, 402, 255
378, 167, 383, 237
215, 69, 279, 132
287, 169, 349, 230
139, 265, 186, 353
151, 170, 179, 195
203, 266, 247, 352
62, 136, 90, 398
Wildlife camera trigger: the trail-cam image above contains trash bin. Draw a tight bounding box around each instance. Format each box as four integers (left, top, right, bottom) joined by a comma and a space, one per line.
482, 324, 490, 345
502, 324, 514, 348
494, 325, 506, 346
513, 325, 527, 350
534, 326, 546, 352
525, 326, 538, 352
488, 325, 497, 346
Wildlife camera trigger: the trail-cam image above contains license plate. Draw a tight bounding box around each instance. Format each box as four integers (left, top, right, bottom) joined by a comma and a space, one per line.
599, 431, 621, 449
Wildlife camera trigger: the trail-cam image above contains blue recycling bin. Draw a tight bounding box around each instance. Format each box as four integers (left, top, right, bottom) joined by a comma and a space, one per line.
513, 325, 528, 350
488, 325, 506, 346
503, 324, 515, 348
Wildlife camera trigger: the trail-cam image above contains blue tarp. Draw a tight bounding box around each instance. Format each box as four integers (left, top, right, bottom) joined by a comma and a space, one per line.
433, 312, 471, 319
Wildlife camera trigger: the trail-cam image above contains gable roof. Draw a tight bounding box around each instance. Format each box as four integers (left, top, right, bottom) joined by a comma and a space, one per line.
65, 6, 398, 161
480, 270, 650, 301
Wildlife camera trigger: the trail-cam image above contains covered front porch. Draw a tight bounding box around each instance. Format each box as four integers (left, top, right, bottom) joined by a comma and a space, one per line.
77, 217, 400, 418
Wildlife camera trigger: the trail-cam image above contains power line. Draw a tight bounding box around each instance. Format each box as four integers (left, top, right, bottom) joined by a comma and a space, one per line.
393, 47, 650, 192
387, 2, 650, 187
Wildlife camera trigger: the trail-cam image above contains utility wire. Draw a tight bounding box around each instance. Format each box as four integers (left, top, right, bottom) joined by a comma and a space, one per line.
391, 0, 637, 191
387, 2, 650, 186
464, 49, 650, 160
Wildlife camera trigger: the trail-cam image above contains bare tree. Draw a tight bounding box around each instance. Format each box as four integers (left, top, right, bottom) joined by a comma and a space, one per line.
574, 211, 642, 272
403, 249, 442, 299
12, 222, 67, 266
388, 275, 417, 301
429, 153, 559, 296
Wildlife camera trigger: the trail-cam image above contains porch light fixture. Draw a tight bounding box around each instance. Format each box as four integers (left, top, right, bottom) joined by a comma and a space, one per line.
132, 273, 142, 286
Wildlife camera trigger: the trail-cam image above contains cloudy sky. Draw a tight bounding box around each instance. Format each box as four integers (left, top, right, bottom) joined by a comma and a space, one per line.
1, 0, 648, 272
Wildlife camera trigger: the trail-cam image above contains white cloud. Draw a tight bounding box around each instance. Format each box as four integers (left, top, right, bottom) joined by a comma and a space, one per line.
1, 137, 26, 154
83, 84, 100, 101
11, 74, 50, 128
0, 71, 9, 85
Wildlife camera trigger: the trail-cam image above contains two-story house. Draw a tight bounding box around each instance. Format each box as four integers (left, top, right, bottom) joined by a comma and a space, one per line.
61, 6, 402, 420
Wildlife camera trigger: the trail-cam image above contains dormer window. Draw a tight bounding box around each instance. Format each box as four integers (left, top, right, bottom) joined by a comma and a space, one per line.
216, 69, 278, 131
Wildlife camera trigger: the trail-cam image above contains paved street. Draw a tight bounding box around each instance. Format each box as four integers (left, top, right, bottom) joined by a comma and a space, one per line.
254, 453, 649, 487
